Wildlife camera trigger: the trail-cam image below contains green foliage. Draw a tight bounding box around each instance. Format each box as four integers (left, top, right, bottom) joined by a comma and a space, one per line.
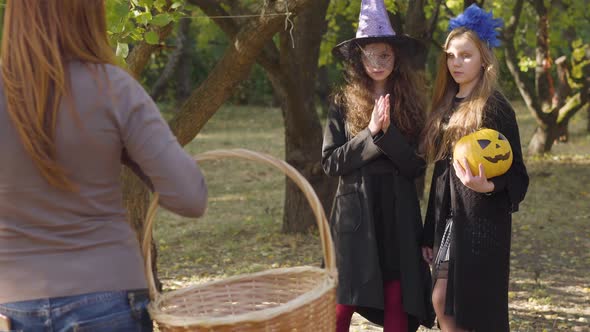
493, 0, 589, 96
140, 4, 274, 107
518, 56, 536, 72
320, 0, 358, 67
446, 0, 463, 14
108, 0, 589, 108
106, 0, 186, 63
0, 1, 4, 45
115, 42, 130, 58
570, 40, 590, 84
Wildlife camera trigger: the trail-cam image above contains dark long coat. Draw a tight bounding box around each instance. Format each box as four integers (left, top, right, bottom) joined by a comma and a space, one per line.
322, 102, 435, 330
423, 91, 529, 332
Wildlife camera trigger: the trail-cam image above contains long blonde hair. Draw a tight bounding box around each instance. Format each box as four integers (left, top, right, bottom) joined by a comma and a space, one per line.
422, 28, 500, 162
1, 0, 117, 190
334, 41, 426, 142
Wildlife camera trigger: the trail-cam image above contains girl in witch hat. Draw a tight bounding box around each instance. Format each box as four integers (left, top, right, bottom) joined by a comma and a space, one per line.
421, 4, 529, 331
322, 0, 434, 331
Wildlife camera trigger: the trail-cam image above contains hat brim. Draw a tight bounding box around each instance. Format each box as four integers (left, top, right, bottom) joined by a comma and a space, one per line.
332, 35, 426, 62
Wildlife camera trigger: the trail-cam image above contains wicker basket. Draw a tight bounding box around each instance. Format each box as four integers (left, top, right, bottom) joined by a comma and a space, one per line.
142, 149, 337, 331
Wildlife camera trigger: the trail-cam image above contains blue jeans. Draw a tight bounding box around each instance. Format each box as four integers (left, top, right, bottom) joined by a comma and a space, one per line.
0, 289, 152, 332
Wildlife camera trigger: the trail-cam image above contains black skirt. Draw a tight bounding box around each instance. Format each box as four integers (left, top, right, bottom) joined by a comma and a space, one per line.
370, 173, 400, 281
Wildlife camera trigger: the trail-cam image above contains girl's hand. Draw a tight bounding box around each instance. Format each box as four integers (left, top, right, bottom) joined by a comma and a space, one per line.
368, 96, 384, 136
380, 94, 391, 132
422, 246, 433, 265
453, 157, 495, 193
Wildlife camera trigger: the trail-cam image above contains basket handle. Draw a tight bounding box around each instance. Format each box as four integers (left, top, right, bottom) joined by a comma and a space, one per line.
142, 149, 337, 301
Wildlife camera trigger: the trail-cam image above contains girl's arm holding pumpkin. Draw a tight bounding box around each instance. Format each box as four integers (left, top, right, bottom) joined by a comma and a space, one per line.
485, 96, 529, 209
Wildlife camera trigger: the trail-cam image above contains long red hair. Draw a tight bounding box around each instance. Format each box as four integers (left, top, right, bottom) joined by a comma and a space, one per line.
1, 0, 117, 190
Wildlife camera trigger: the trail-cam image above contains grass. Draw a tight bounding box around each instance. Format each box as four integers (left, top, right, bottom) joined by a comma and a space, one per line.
153, 102, 590, 331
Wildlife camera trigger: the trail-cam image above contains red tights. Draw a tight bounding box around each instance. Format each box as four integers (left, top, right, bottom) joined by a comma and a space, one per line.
335, 280, 407, 332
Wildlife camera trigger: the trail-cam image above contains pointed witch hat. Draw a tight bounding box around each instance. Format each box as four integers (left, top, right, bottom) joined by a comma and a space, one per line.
332, 0, 426, 61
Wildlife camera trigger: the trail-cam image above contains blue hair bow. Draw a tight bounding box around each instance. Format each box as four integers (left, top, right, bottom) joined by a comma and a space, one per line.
449, 4, 504, 48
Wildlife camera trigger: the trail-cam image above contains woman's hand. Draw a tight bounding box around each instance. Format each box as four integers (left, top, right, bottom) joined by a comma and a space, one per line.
380, 94, 390, 132
368, 95, 384, 136
453, 157, 495, 193
422, 246, 433, 265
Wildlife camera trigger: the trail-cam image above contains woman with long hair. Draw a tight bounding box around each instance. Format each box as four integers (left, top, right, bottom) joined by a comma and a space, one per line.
0, 1, 207, 330
421, 5, 529, 331
322, 1, 434, 331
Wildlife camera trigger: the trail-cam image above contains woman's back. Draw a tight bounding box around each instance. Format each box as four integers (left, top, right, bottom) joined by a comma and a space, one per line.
0, 61, 207, 304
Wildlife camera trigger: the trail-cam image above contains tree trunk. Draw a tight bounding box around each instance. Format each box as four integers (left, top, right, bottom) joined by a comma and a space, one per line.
121, 167, 162, 291
585, 48, 590, 133
122, 18, 176, 292
175, 18, 193, 106
503, 0, 558, 155
191, 0, 329, 233
555, 121, 569, 143
120, 0, 316, 286
169, 0, 315, 145
533, 0, 552, 110
404, 0, 437, 199
317, 66, 330, 118
279, 0, 334, 233
529, 92, 587, 154
404, 0, 428, 68
126, 26, 174, 78
151, 17, 191, 102
503, 0, 588, 154
528, 123, 557, 154
554, 56, 570, 142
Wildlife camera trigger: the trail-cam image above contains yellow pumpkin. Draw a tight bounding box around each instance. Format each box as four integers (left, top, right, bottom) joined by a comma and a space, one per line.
453, 128, 513, 178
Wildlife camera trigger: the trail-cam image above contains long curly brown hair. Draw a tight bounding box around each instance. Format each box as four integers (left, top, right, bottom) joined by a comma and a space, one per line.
333, 41, 427, 142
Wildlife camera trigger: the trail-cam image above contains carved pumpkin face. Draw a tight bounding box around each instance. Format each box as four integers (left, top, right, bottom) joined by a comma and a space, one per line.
453, 128, 513, 178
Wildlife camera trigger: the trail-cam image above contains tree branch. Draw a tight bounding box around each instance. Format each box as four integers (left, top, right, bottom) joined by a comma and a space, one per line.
169, 0, 314, 146
559, 55, 590, 124
427, 0, 443, 41
557, 93, 587, 124
190, 0, 284, 83
405, 0, 426, 39
502, 0, 545, 123
189, 0, 240, 36
126, 0, 177, 77
443, 2, 455, 18
463, 0, 478, 9
126, 23, 175, 77
151, 17, 191, 101
531, 0, 552, 108
552, 55, 571, 110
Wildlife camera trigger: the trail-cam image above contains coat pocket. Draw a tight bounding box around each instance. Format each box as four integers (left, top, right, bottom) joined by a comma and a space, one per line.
332, 191, 363, 233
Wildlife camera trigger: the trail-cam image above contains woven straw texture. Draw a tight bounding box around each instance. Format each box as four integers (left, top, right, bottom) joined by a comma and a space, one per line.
142, 149, 337, 331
